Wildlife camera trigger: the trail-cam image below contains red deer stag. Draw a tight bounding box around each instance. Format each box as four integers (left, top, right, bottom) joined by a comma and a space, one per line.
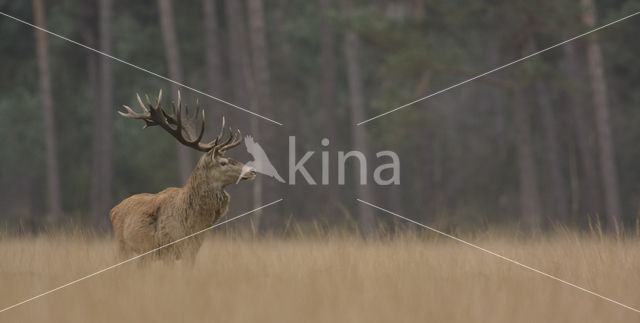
110, 90, 255, 262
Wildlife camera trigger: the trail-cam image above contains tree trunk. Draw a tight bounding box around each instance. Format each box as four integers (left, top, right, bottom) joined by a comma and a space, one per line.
419, 129, 435, 224
562, 42, 602, 224
201, 0, 228, 152
535, 80, 569, 224
224, 0, 265, 223
158, 0, 193, 185
513, 86, 542, 232
524, 29, 568, 226
486, 39, 508, 162
247, 0, 280, 231
33, 0, 62, 224
247, 0, 271, 113
412, 68, 435, 225
80, 4, 99, 106
225, 0, 250, 109
319, 0, 341, 215
89, 0, 114, 230
342, 0, 376, 237
202, 0, 226, 102
581, 0, 622, 232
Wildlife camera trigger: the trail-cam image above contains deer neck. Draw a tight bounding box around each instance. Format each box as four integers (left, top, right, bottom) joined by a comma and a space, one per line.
181, 165, 229, 220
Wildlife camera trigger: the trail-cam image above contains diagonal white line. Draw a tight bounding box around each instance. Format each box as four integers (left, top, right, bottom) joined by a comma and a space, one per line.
0, 198, 283, 314
0, 10, 283, 126
357, 10, 640, 126
356, 198, 640, 314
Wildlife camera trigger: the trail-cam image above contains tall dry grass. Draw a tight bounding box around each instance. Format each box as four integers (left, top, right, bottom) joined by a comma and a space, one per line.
1, 229, 639, 322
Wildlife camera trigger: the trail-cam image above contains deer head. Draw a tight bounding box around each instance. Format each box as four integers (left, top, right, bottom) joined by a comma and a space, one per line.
119, 89, 256, 187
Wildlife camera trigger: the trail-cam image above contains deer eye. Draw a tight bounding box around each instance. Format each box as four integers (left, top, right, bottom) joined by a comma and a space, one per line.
220, 160, 228, 166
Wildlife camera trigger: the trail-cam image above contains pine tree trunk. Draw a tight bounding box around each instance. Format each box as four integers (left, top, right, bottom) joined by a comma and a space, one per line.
486, 39, 508, 168
581, 0, 622, 232
342, 0, 376, 237
535, 80, 568, 223
225, 0, 250, 109
89, 0, 114, 230
33, 0, 62, 224
526, 30, 568, 225
513, 86, 542, 232
562, 42, 602, 224
158, 0, 193, 185
319, 0, 341, 215
247, 0, 271, 113
224, 0, 265, 223
201, 0, 228, 152
419, 130, 435, 224
248, 0, 284, 232
202, 0, 226, 104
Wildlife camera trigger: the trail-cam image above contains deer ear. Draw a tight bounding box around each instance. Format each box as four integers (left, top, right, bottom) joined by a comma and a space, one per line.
205, 148, 215, 160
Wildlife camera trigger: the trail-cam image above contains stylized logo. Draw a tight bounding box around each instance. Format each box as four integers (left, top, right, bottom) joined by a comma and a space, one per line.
244, 135, 286, 183
244, 136, 400, 185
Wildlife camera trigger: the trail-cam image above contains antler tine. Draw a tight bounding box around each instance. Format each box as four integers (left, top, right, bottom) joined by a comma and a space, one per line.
156, 89, 162, 107
191, 105, 201, 123
144, 93, 154, 110
174, 91, 184, 137
192, 108, 206, 146
183, 104, 199, 134
184, 103, 190, 120
119, 105, 140, 117
136, 93, 149, 113
220, 129, 242, 151
118, 104, 148, 119
209, 116, 225, 147
218, 116, 226, 142
217, 127, 235, 150
119, 94, 157, 128
186, 99, 201, 124
182, 98, 206, 146
120, 90, 240, 152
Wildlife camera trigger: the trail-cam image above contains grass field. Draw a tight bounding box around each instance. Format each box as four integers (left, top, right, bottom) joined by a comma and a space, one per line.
1, 230, 639, 322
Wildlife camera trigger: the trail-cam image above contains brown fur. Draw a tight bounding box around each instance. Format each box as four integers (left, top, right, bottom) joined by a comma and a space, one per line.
110, 150, 253, 262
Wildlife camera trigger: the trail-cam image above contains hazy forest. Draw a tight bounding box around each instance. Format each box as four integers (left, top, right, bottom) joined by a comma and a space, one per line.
2, 0, 640, 321
2, 0, 640, 234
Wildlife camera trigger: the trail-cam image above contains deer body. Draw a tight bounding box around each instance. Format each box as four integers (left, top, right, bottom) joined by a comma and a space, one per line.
110, 90, 254, 261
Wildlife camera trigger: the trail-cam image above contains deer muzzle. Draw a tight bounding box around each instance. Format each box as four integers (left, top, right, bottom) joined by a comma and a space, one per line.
237, 165, 257, 183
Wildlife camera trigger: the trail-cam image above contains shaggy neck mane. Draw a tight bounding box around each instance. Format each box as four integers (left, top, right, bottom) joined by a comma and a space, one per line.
179, 160, 229, 228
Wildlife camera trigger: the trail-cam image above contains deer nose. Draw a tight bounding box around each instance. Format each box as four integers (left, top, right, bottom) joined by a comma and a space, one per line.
250, 169, 257, 175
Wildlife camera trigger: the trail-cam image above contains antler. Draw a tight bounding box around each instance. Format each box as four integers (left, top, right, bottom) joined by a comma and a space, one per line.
119, 89, 242, 153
